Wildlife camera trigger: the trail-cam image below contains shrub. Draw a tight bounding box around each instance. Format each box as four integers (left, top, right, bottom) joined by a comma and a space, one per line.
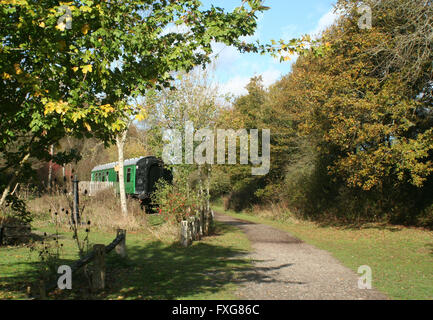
0, 194, 33, 225
152, 180, 202, 224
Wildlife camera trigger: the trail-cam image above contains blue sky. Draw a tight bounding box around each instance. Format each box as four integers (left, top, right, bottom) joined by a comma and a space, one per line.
201, 0, 338, 95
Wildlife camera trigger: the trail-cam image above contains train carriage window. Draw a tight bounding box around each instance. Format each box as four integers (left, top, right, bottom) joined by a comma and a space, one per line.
116, 172, 119, 182
106, 171, 109, 181
102, 172, 105, 182
126, 168, 131, 183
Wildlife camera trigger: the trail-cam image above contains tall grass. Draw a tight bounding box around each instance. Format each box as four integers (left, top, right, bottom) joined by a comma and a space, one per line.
27, 189, 147, 232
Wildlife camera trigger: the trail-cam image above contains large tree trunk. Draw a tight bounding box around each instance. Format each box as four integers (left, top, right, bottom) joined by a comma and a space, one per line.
116, 130, 128, 217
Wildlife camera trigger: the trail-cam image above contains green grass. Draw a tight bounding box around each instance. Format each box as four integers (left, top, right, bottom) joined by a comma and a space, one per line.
0, 218, 252, 300
213, 204, 433, 300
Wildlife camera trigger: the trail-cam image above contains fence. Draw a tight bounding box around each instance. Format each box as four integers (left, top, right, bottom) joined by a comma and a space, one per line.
78, 181, 119, 196
0, 222, 31, 245
38, 229, 126, 299
180, 207, 214, 247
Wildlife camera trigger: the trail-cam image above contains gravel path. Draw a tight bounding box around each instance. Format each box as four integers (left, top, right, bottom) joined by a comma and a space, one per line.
215, 212, 387, 300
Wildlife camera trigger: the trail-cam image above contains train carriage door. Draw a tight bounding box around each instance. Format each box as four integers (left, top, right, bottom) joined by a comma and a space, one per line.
135, 168, 145, 194
148, 164, 163, 194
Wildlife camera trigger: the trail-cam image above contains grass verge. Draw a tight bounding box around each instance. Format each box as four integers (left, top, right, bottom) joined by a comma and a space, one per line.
0, 218, 252, 300
213, 204, 433, 300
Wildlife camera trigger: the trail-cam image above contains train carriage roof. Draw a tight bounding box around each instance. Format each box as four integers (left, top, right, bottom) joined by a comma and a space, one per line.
91, 156, 158, 172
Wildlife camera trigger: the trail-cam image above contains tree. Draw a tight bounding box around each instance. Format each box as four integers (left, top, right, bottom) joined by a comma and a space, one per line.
0, 0, 272, 209
146, 67, 223, 210
269, 0, 433, 222
116, 126, 130, 217
341, 0, 433, 82
294, 0, 433, 191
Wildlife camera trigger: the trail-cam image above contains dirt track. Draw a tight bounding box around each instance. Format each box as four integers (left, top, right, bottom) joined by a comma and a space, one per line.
215, 212, 388, 300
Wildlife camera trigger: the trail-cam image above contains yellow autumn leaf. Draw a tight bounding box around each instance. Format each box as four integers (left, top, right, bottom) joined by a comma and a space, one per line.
80, 6, 92, 13
81, 64, 93, 74
39, 21, 45, 28
2, 72, 11, 80
14, 63, 22, 75
84, 122, 91, 132
135, 112, 147, 121
72, 66, 79, 72
100, 104, 115, 113
81, 24, 90, 35
44, 103, 54, 115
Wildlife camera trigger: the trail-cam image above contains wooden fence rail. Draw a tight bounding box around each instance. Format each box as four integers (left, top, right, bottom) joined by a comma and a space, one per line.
41, 229, 126, 297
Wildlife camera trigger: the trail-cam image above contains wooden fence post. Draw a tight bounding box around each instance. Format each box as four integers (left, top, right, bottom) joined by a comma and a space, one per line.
0, 225, 3, 246
189, 218, 194, 243
92, 244, 105, 290
72, 175, 80, 225
187, 218, 192, 242
181, 221, 191, 247
39, 280, 46, 300
115, 229, 127, 258
192, 217, 199, 240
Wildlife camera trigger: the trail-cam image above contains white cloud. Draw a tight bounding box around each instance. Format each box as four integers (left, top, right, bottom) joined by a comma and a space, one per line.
310, 8, 340, 37
216, 7, 339, 98
220, 68, 282, 97
212, 43, 241, 71
276, 8, 339, 64
280, 7, 340, 41
220, 75, 250, 96
160, 23, 190, 36
281, 24, 300, 41
261, 69, 282, 87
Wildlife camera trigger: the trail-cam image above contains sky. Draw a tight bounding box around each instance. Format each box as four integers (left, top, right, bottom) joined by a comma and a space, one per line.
200, 0, 339, 96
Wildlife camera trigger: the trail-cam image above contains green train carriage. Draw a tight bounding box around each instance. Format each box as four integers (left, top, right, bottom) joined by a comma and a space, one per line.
91, 156, 172, 204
